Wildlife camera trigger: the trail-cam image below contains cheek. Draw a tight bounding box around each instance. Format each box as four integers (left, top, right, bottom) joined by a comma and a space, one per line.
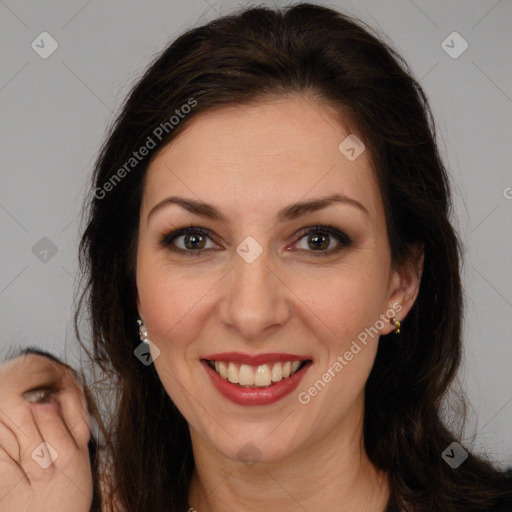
296, 273, 385, 414
136, 256, 216, 351
136, 263, 203, 410
296, 261, 388, 346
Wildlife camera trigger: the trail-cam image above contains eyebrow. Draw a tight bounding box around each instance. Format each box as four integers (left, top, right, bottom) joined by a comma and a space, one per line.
147, 193, 369, 224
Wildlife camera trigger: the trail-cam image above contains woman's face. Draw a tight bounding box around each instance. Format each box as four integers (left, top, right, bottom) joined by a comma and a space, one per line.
136, 95, 418, 464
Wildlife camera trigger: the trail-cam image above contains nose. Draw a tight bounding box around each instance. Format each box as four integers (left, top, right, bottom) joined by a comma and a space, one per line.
220, 241, 290, 342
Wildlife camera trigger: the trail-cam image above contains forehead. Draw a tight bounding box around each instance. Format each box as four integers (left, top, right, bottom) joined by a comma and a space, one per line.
0, 353, 71, 386
142, 96, 382, 221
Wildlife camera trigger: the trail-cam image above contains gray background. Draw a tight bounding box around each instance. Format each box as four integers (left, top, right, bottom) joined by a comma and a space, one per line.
1, 0, 511, 467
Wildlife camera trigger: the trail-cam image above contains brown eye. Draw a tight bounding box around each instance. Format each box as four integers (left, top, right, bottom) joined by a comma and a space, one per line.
293, 225, 352, 256
159, 226, 217, 255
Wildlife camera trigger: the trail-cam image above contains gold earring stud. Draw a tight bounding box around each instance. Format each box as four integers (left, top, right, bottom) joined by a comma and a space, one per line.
391, 317, 401, 334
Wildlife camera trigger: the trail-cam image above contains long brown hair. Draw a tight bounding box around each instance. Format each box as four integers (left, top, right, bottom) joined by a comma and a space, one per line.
75, 3, 512, 511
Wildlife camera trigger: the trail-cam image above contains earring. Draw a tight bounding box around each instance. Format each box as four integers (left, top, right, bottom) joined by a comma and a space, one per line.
390, 317, 401, 334
137, 318, 150, 344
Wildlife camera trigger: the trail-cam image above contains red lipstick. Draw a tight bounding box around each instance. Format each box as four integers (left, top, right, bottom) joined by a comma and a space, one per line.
201, 353, 313, 406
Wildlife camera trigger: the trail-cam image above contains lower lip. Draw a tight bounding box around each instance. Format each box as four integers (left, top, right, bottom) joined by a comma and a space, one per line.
201, 360, 312, 406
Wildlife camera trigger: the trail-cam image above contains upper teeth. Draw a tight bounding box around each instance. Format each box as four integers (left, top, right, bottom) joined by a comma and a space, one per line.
210, 360, 304, 387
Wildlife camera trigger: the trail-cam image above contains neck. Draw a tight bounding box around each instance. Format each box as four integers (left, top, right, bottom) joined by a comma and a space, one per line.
187, 404, 390, 512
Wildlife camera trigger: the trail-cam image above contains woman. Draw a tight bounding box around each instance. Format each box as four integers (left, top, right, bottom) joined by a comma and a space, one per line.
71, 2, 511, 511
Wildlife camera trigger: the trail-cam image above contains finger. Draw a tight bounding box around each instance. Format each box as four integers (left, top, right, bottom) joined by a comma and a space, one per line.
0, 448, 27, 505
31, 400, 95, 506
21, 354, 92, 449
5, 391, 70, 480
0, 406, 53, 490
30, 401, 80, 473
54, 372, 92, 450
0, 417, 20, 464
0, 419, 29, 486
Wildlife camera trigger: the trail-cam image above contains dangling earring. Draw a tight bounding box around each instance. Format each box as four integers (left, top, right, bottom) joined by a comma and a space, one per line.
137, 318, 149, 344
134, 317, 162, 364
390, 317, 401, 334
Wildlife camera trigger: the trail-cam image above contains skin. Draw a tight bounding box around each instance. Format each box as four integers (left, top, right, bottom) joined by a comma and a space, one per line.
136, 95, 423, 512
0, 353, 93, 512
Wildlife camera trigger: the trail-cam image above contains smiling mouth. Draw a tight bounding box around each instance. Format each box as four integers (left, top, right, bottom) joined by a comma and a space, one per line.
204, 359, 311, 388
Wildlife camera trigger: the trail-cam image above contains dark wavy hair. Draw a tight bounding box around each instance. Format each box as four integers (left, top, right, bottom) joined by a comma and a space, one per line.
75, 3, 512, 511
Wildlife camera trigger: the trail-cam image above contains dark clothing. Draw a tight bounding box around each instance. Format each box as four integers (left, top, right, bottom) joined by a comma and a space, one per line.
491, 468, 512, 511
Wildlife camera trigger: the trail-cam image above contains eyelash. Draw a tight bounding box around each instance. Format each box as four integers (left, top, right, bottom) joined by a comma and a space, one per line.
158, 224, 352, 257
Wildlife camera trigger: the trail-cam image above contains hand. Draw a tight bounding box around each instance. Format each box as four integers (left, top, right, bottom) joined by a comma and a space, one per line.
0, 351, 94, 512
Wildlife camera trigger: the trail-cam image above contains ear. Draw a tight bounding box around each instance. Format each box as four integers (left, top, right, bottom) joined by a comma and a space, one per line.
380, 243, 424, 335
